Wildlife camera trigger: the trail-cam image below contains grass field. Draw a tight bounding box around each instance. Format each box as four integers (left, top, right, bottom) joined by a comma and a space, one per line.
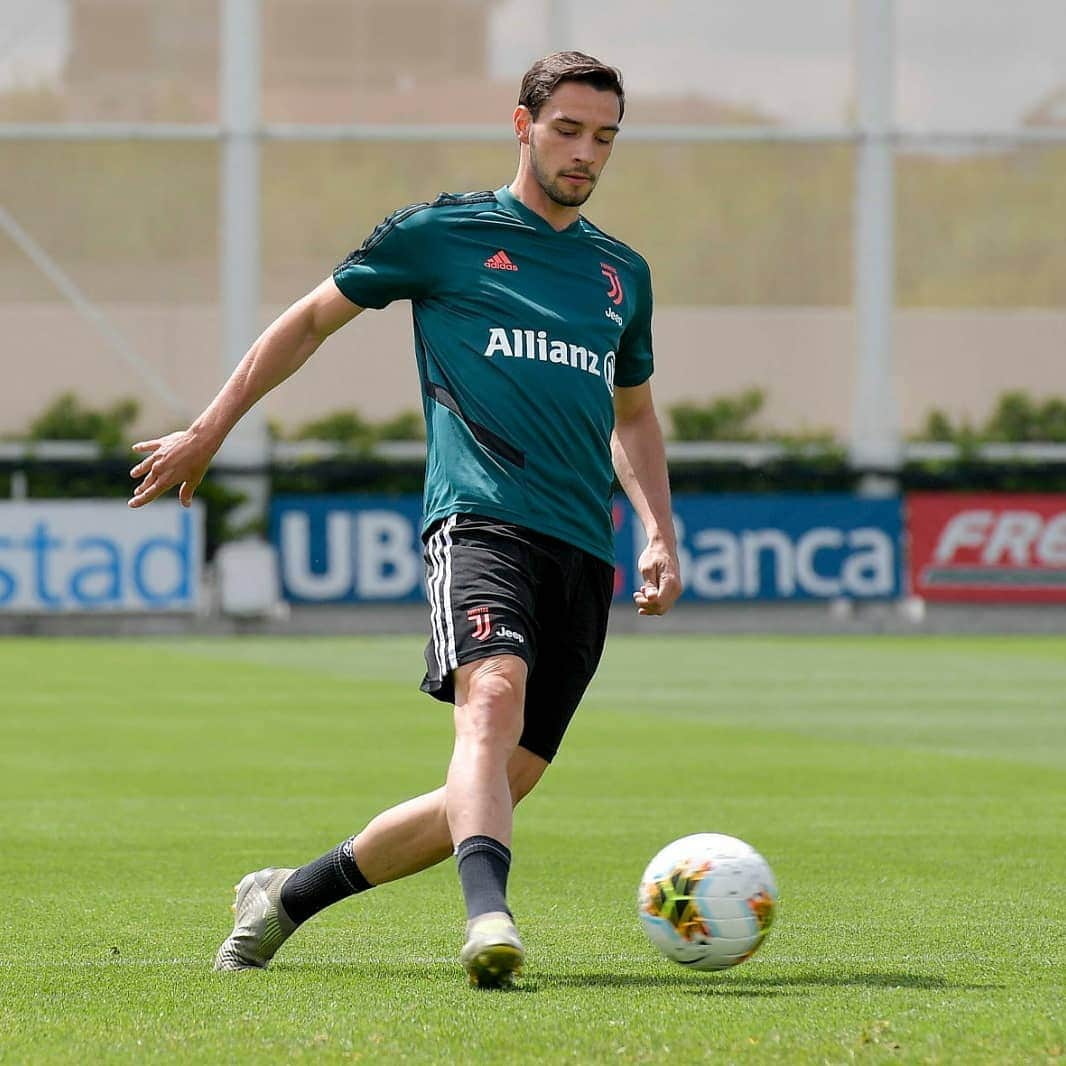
1, 634, 1063, 1064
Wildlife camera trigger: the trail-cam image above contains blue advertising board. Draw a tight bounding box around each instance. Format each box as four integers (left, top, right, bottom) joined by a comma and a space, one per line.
614, 494, 903, 601
271, 495, 426, 603
0, 500, 204, 612
272, 494, 903, 604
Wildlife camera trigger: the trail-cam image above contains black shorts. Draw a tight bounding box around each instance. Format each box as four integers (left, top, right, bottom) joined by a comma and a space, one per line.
420, 513, 614, 763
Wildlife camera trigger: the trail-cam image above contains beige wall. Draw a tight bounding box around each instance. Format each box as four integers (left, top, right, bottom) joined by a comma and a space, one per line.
2, 304, 1063, 439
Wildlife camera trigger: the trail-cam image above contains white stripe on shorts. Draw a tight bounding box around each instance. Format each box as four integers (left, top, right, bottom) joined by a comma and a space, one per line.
439, 515, 457, 672
425, 515, 458, 678
426, 523, 446, 677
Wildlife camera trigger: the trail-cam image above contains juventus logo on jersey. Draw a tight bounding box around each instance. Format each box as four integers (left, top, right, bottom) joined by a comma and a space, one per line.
601, 263, 624, 305
467, 606, 493, 641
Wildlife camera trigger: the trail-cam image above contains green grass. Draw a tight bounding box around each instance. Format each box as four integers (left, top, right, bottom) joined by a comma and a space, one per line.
1, 635, 1063, 1064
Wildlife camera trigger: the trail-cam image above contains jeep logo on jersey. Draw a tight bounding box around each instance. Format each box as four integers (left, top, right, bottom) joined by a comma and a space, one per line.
483, 328, 616, 395
601, 263, 624, 305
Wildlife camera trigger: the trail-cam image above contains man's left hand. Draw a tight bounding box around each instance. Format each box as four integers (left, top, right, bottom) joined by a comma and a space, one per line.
633, 543, 683, 616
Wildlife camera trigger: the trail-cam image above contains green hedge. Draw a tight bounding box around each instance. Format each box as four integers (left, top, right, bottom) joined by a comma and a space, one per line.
5, 392, 1066, 559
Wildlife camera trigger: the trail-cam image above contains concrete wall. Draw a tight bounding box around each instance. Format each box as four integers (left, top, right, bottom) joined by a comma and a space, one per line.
2, 303, 1063, 438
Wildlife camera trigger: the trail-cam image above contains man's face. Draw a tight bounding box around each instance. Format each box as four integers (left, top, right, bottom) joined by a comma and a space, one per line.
523, 81, 621, 208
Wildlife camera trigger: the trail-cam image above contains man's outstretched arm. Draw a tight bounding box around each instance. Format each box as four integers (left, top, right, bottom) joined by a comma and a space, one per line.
611, 380, 683, 615
129, 278, 361, 509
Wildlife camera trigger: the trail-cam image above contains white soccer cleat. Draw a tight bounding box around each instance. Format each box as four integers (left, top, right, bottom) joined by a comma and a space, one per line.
460, 911, 525, 988
213, 867, 298, 972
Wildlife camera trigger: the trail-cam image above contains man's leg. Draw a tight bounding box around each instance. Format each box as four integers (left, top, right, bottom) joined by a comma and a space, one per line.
213, 744, 545, 972
351, 742, 545, 885
446, 654, 530, 986
448, 655, 527, 847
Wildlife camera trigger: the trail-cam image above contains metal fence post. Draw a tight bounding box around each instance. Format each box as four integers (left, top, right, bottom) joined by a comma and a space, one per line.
547, 0, 571, 52
851, 0, 901, 491
218, 0, 268, 532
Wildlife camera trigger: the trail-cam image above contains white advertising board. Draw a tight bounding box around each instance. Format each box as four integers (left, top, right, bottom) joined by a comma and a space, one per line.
0, 501, 204, 612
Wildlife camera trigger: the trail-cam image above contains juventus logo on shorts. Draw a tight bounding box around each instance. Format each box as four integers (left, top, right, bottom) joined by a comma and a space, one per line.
467, 606, 493, 641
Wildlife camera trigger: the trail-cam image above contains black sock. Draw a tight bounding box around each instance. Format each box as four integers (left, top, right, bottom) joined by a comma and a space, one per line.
279, 838, 373, 926
455, 835, 512, 921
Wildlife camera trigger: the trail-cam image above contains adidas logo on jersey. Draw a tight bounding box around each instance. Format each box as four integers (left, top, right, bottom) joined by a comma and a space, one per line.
484, 250, 518, 271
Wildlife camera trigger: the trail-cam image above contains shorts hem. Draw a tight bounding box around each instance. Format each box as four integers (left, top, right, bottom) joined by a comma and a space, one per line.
517, 740, 558, 765
420, 643, 533, 703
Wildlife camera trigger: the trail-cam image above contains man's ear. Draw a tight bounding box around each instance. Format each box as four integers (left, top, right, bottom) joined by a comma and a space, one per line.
513, 105, 533, 145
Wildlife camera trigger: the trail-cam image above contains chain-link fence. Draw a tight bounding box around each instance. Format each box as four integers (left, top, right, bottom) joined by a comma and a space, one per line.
2, 0, 1065, 447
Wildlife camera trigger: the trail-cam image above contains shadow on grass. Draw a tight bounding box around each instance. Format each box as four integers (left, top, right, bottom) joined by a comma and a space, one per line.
274, 963, 1000, 996
274, 960, 545, 994
542, 971, 1004, 994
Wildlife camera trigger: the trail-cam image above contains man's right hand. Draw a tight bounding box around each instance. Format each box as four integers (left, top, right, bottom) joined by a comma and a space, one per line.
128, 430, 216, 509
126, 278, 363, 511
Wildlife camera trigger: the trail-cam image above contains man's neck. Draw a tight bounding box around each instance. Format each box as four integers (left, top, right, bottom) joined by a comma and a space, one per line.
508, 173, 579, 232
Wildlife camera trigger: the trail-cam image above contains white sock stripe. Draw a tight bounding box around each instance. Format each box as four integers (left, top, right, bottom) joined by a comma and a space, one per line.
331, 846, 365, 894
456, 838, 512, 864
479, 841, 511, 864
441, 515, 458, 671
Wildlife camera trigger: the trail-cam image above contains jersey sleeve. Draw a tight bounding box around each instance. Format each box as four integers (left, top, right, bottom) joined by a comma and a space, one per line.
614, 257, 654, 388
332, 203, 439, 309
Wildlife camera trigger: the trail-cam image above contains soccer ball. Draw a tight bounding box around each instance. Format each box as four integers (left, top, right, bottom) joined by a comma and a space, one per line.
637, 833, 778, 970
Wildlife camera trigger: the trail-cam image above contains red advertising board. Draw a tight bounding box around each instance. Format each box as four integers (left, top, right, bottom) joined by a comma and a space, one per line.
908, 493, 1066, 602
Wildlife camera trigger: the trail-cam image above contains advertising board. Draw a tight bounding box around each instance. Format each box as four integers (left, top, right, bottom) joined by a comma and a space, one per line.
272, 496, 425, 603
908, 493, 1066, 602
0, 501, 204, 612
273, 494, 904, 604
622, 494, 903, 602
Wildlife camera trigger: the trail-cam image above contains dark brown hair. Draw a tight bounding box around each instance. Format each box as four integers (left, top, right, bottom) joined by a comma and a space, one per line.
518, 51, 625, 123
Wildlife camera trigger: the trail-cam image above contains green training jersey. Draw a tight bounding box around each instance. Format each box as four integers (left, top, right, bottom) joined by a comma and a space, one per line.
332, 185, 654, 564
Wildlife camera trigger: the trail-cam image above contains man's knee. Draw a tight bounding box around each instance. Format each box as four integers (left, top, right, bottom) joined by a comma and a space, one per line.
454, 655, 527, 749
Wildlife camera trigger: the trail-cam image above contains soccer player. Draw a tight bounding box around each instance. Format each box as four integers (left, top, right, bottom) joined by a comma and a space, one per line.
128, 51, 682, 988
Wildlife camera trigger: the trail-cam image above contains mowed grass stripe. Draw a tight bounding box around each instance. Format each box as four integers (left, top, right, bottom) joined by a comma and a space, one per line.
0, 636, 1062, 1064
